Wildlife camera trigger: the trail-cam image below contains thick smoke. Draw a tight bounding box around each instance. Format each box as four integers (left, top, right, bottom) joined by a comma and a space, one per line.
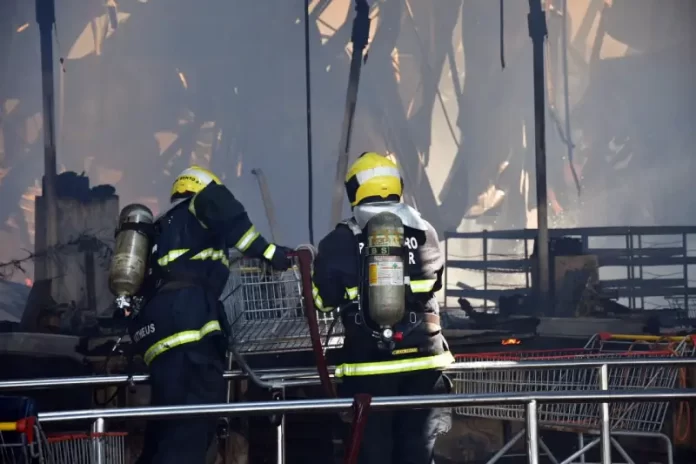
0, 0, 694, 294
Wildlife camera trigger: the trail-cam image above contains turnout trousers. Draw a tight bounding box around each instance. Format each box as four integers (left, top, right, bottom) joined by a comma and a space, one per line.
137, 289, 227, 464
135, 343, 226, 464
340, 369, 452, 464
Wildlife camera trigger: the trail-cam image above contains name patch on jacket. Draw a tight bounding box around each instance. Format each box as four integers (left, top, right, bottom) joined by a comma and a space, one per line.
404, 236, 419, 265
133, 323, 156, 343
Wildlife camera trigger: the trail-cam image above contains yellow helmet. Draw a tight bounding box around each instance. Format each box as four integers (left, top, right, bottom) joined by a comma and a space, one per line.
170, 165, 222, 202
345, 152, 403, 207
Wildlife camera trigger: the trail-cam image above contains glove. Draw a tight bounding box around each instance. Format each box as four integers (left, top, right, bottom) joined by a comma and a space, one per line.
268, 245, 293, 271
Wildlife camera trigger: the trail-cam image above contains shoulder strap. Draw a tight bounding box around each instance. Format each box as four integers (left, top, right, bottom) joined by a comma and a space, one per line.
339, 218, 362, 236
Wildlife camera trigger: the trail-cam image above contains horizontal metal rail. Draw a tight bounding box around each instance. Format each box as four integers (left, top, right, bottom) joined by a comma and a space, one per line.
34, 387, 696, 464
3, 356, 696, 391
37, 389, 696, 423
444, 226, 696, 240
5, 357, 694, 464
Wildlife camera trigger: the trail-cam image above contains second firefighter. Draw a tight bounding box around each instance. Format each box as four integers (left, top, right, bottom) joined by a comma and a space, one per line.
312, 152, 454, 464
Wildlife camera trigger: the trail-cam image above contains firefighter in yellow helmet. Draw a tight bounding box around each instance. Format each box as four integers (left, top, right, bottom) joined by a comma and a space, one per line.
312, 153, 454, 463
131, 166, 290, 464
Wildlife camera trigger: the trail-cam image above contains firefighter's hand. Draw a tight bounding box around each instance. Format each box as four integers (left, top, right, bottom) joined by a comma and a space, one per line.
269, 245, 293, 271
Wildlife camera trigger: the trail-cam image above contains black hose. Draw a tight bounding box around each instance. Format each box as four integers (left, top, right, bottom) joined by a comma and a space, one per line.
304, 0, 315, 245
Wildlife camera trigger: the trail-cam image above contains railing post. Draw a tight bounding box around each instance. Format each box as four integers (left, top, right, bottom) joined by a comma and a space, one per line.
273, 388, 286, 464
483, 230, 489, 311
526, 400, 539, 464
91, 417, 106, 464
444, 233, 449, 308
599, 364, 612, 464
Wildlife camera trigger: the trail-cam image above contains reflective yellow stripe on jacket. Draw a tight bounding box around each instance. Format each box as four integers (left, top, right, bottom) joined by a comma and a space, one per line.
263, 244, 276, 260
157, 248, 229, 267
312, 281, 332, 313
191, 248, 230, 267
143, 320, 222, 365
409, 279, 437, 293
235, 226, 260, 252
334, 351, 455, 377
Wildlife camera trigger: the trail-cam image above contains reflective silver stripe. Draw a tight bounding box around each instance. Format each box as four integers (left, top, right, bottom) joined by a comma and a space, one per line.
355, 166, 401, 184
235, 226, 260, 251
188, 196, 208, 229
341, 218, 362, 236
334, 352, 455, 377
263, 244, 277, 260
191, 248, 230, 267
143, 320, 222, 365
157, 249, 189, 266
409, 279, 437, 293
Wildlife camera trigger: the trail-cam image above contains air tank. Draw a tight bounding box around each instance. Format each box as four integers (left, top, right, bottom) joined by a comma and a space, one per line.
365, 212, 406, 333
108, 203, 154, 309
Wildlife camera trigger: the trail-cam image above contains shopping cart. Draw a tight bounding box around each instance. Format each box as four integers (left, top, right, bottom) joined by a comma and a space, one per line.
0, 396, 127, 464
219, 249, 342, 463
453, 333, 696, 464
221, 250, 343, 355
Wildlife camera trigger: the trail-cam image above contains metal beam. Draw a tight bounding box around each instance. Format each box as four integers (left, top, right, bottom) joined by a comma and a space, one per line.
527, 0, 551, 315
329, 0, 370, 228
35, 0, 58, 277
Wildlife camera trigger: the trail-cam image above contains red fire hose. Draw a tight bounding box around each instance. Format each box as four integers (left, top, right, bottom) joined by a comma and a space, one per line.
297, 249, 373, 464
297, 249, 335, 398
343, 394, 373, 464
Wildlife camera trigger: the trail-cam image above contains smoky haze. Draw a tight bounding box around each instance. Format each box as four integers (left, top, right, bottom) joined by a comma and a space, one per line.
0, 0, 695, 282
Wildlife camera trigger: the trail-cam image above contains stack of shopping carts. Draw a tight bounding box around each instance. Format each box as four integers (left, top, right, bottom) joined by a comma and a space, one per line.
452, 333, 696, 464
0, 396, 127, 464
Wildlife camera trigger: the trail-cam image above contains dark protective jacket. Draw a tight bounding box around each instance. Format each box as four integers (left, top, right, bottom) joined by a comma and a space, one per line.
130, 183, 280, 365
312, 216, 454, 377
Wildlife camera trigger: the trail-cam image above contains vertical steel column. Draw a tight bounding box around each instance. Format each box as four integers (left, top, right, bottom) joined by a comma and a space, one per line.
329, 0, 370, 227
35, 0, 59, 279
91, 417, 106, 464
526, 400, 539, 464
599, 364, 612, 464
683, 233, 689, 315
303, 0, 315, 245
527, 0, 551, 315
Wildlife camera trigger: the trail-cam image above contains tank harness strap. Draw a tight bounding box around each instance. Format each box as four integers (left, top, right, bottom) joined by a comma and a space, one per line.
340, 218, 363, 236
115, 221, 156, 240
392, 311, 441, 338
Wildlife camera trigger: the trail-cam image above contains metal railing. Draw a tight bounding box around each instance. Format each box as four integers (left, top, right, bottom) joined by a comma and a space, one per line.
34, 388, 696, 464
443, 225, 696, 311
3, 356, 696, 391
3, 357, 696, 464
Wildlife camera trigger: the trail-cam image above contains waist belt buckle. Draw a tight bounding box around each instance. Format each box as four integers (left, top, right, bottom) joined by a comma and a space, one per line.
409, 312, 418, 325
354, 313, 363, 326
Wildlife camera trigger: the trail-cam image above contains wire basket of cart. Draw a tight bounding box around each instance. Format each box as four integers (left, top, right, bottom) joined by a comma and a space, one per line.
221, 250, 344, 356
452, 333, 696, 464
